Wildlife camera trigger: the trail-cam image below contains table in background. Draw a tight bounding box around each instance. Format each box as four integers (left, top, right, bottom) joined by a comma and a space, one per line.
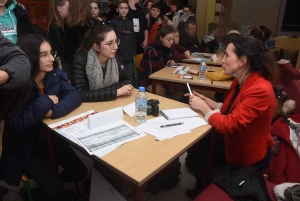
149, 63, 232, 99
182, 56, 223, 66
43, 90, 212, 201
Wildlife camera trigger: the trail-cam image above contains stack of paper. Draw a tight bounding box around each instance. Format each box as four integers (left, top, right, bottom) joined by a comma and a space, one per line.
173, 66, 191, 74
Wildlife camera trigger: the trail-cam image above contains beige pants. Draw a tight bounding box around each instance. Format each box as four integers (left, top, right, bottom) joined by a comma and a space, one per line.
146, 83, 166, 97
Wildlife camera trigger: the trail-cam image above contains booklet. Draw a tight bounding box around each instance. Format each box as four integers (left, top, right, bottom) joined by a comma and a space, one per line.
160, 108, 199, 120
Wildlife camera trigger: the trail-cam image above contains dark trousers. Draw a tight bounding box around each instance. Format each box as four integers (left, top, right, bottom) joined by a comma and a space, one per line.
24, 135, 87, 201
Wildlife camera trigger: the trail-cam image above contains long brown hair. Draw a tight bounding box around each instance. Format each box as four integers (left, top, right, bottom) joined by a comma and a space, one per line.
47, 0, 68, 32
66, 0, 93, 28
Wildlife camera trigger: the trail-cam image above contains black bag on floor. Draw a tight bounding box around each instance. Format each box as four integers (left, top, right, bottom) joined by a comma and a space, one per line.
147, 158, 182, 192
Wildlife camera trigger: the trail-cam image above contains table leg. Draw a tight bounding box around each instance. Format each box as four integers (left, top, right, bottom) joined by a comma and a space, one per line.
152, 81, 156, 94
133, 184, 144, 201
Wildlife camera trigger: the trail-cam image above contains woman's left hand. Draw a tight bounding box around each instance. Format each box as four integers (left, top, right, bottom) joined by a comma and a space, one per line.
141, 39, 148, 48
189, 96, 206, 111
167, 60, 176, 66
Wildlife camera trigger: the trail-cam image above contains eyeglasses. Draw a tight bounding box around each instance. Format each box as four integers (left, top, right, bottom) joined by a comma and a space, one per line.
40, 51, 57, 59
103, 39, 120, 48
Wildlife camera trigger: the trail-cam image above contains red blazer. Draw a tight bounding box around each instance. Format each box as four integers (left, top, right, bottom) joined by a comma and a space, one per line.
146, 14, 166, 45
268, 115, 300, 184
208, 72, 276, 167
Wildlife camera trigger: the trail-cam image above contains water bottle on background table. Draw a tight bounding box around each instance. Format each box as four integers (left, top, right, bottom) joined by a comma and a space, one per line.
199, 58, 207, 81
135, 87, 147, 124
218, 42, 223, 55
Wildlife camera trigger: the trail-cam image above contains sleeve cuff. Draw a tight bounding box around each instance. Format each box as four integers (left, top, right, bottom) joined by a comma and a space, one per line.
217, 103, 223, 109
205, 109, 220, 122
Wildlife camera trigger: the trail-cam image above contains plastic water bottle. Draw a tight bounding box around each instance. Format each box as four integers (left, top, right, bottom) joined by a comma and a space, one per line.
135, 86, 147, 124
218, 42, 222, 55
199, 58, 207, 81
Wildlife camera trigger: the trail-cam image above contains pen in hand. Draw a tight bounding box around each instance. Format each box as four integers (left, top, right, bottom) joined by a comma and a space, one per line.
160, 122, 184, 128
186, 83, 193, 96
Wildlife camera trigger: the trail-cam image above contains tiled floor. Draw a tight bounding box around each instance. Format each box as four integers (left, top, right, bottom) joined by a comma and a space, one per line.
0, 90, 216, 201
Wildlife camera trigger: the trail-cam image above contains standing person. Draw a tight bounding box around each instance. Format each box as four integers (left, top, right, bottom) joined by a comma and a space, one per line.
173, 29, 190, 61
90, 0, 105, 24
0, 31, 31, 200
127, 0, 148, 54
1, 34, 87, 201
138, 25, 176, 96
177, 5, 196, 32
201, 22, 219, 53
144, 0, 153, 14
66, 0, 98, 56
163, 1, 182, 29
185, 36, 276, 199
72, 24, 133, 102
109, 0, 136, 75
48, 0, 72, 79
146, 3, 166, 45
157, 0, 169, 16
0, 0, 34, 43
106, 3, 117, 24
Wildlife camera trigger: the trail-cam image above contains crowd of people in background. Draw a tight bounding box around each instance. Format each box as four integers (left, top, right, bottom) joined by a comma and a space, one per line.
0, 0, 280, 200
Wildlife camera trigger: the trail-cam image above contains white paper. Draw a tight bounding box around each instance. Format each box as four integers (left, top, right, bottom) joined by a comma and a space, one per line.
133, 18, 140, 32
212, 54, 218, 62
136, 116, 208, 140
48, 110, 97, 144
122, 102, 135, 117
276, 59, 290, 65
173, 66, 191, 74
88, 107, 123, 129
74, 120, 146, 156
190, 58, 202, 61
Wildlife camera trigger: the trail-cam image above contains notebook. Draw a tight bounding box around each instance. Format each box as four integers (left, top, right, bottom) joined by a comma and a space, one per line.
160, 108, 199, 120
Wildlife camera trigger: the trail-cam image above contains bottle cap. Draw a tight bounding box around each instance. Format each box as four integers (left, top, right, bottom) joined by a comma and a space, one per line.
202, 58, 206, 62
138, 86, 145, 92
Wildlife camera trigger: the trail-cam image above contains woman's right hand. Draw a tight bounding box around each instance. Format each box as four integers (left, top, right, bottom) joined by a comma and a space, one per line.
48, 95, 59, 104
184, 91, 206, 100
117, 84, 134, 97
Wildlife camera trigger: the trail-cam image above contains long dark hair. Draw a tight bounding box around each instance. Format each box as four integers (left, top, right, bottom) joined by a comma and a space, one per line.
229, 36, 276, 80
154, 25, 175, 47
17, 34, 55, 79
76, 24, 113, 53
47, 0, 68, 32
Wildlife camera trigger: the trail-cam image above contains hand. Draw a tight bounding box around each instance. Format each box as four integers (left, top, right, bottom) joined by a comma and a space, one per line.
48, 95, 59, 104
163, 15, 169, 23
0, 70, 9, 85
188, 69, 199, 75
167, 60, 176, 66
184, 50, 191, 58
44, 110, 53, 118
189, 95, 206, 111
117, 84, 134, 97
184, 90, 206, 100
141, 39, 148, 48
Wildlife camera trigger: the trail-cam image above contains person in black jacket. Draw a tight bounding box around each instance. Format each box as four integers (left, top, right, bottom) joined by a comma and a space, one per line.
72, 24, 133, 102
48, 0, 72, 79
109, 0, 136, 76
221, 23, 240, 44
0, 0, 34, 43
201, 22, 219, 53
1, 34, 87, 201
179, 20, 204, 53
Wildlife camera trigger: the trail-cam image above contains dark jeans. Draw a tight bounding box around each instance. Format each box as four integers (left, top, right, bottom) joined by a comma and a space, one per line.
24, 135, 87, 201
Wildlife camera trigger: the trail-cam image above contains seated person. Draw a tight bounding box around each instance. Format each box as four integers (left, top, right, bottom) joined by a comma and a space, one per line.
174, 28, 190, 61
260, 26, 275, 49
221, 22, 241, 43
179, 20, 204, 53
248, 26, 264, 43
201, 22, 219, 53
139, 25, 176, 96
1, 34, 87, 201
0, 0, 34, 43
177, 5, 196, 32
72, 24, 134, 102
146, 3, 166, 45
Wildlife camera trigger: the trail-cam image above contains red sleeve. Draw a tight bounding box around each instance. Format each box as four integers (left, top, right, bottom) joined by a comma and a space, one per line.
174, 49, 186, 61
175, 44, 187, 54
208, 86, 272, 135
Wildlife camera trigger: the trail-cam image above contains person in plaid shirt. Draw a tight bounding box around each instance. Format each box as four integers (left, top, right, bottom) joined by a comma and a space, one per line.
138, 25, 176, 96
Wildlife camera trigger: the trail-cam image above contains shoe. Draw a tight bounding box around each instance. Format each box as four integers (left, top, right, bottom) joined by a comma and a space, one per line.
0, 186, 8, 196
185, 187, 203, 199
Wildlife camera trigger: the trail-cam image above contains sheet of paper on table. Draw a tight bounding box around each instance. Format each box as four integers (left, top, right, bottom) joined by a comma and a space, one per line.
136, 116, 208, 140
276, 59, 290, 65
122, 102, 135, 117
173, 66, 191, 74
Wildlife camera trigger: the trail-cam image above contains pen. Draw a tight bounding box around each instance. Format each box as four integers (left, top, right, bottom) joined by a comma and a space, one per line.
186, 83, 193, 96
160, 122, 184, 128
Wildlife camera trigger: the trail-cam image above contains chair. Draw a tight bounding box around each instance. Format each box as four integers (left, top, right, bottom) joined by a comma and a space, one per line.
271, 64, 300, 92
133, 54, 143, 88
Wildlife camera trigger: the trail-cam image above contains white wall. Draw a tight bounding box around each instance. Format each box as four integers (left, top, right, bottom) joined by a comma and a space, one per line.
230, 0, 282, 33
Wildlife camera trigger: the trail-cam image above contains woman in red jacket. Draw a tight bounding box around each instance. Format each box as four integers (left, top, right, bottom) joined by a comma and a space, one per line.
186, 36, 277, 198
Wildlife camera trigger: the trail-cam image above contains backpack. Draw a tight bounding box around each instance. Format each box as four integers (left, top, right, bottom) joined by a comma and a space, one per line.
147, 158, 182, 193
